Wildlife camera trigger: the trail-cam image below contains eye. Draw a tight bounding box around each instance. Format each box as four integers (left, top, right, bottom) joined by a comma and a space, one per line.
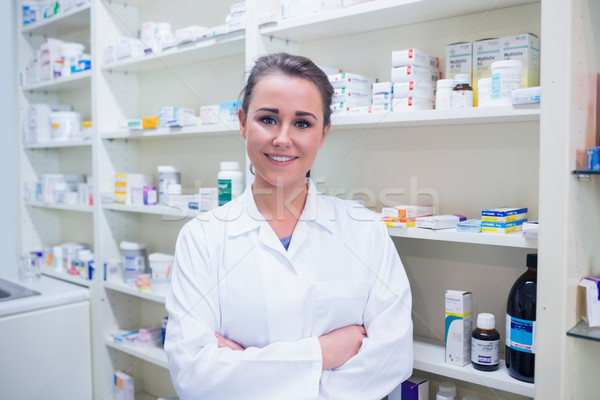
294, 120, 311, 129
260, 116, 277, 125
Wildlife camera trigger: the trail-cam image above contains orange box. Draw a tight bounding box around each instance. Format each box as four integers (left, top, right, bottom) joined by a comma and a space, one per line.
142, 116, 159, 129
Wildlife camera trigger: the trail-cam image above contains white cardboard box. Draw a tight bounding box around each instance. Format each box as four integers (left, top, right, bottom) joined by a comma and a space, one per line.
445, 290, 473, 366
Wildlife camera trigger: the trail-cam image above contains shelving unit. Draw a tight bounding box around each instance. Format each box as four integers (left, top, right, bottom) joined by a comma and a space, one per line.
40, 267, 92, 287
14, 0, 599, 398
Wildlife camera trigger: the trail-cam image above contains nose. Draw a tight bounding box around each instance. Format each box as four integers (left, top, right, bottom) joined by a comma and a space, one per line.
272, 124, 291, 147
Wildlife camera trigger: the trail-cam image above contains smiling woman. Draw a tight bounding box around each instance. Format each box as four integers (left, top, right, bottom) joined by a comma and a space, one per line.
164, 53, 413, 400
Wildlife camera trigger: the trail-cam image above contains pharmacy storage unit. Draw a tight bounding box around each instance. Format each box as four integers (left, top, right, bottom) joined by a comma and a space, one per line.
13, 0, 599, 398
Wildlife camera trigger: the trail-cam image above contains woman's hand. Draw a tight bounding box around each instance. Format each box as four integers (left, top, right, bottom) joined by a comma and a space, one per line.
318, 325, 367, 370
215, 332, 245, 350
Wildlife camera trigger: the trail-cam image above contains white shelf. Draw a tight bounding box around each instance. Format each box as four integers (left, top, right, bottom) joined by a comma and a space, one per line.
24, 139, 92, 149
414, 336, 534, 397
387, 227, 537, 249
21, 69, 92, 92
24, 201, 94, 213
102, 203, 200, 219
21, 2, 91, 37
105, 336, 168, 369
261, 0, 538, 42
102, 31, 245, 73
101, 122, 239, 140
104, 281, 167, 304
40, 268, 91, 287
331, 106, 540, 130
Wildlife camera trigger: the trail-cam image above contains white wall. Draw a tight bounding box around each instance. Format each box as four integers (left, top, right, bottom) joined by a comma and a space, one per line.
0, 0, 17, 276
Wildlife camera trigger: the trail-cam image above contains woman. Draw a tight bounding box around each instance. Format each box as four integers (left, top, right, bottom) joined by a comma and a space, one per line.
165, 53, 413, 399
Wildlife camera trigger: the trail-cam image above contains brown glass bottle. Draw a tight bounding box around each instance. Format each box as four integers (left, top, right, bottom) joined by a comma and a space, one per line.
471, 313, 500, 371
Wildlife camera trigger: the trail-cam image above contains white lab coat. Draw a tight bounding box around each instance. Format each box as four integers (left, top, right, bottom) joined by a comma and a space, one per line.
165, 179, 413, 400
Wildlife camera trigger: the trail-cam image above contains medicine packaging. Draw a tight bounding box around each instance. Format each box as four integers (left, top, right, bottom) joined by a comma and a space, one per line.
347, 104, 390, 115
511, 86, 541, 104
328, 72, 376, 90
392, 48, 439, 70
445, 290, 473, 366
472, 38, 501, 106
392, 97, 434, 111
522, 220, 539, 238
333, 88, 372, 105
577, 276, 600, 327
446, 42, 472, 79
499, 33, 540, 87
393, 81, 435, 101
382, 205, 434, 219
416, 214, 466, 230
391, 65, 438, 84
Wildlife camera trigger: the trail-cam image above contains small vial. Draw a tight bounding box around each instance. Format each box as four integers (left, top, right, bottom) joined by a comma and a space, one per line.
451, 74, 473, 108
471, 313, 500, 371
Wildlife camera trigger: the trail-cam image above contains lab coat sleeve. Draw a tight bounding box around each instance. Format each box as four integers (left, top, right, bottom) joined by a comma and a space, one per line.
164, 222, 323, 400
320, 220, 413, 400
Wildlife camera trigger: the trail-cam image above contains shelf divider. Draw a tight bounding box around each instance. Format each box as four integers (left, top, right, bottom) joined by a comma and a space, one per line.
567, 320, 600, 342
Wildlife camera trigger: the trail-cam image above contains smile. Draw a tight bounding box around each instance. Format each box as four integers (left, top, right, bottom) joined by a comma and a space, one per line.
266, 154, 298, 162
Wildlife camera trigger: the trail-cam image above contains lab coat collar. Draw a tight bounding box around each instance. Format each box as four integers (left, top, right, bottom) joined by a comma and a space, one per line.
227, 178, 335, 237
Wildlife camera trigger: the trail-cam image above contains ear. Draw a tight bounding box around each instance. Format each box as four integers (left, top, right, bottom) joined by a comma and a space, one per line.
238, 108, 247, 139
319, 122, 331, 149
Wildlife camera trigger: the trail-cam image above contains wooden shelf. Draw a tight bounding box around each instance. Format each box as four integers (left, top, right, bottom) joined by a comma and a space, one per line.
414, 336, 535, 397
387, 227, 537, 249
21, 2, 91, 37
24, 201, 93, 213
104, 281, 167, 304
102, 31, 245, 73
262, 0, 538, 42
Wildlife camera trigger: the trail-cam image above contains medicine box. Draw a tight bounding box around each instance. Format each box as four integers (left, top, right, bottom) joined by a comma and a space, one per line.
456, 219, 482, 233
347, 104, 390, 115
372, 93, 393, 105
393, 81, 435, 101
382, 205, 434, 219
416, 214, 465, 230
445, 290, 473, 366
391, 65, 438, 84
577, 276, 600, 327
114, 370, 135, 400
372, 81, 393, 94
392, 48, 439, 70
333, 88, 372, 106
482, 207, 528, 218
499, 33, 540, 87
481, 221, 525, 234
328, 72, 376, 90
472, 38, 501, 106
388, 376, 429, 400
522, 219, 539, 239
392, 97, 434, 112
446, 42, 472, 80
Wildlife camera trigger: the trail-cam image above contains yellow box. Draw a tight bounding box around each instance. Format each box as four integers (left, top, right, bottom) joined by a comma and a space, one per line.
142, 116, 159, 129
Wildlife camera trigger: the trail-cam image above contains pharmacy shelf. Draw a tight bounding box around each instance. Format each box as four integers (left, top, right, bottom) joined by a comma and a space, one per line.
101, 122, 240, 140
21, 69, 92, 92
105, 336, 168, 369
387, 227, 537, 249
41, 267, 91, 287
24, 201, 94, 213
102, 203, 199, 219
261, 0, 538, 42
331, 106, 540, 130
104, 281, 167, 304
567, 320, 600, 342
24, 138, 92, 149
21, 2, 91, 37
101, 31, 245, 73
414, 336, 535, 397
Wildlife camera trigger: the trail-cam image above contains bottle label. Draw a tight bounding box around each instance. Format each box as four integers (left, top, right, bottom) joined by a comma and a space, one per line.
218, 179, 232, 206
471, 337, 499, 365
506, 314, 536, 354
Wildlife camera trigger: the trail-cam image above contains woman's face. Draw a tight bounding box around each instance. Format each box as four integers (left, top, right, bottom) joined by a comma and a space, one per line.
240, 74, 330, 191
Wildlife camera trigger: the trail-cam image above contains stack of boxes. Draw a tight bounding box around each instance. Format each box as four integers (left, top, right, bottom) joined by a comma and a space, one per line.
380, 205, 434, 228
481, 207, 528, 234
391, 49, 440, 111
114, 173, 154, 205
328, 72, 376, 116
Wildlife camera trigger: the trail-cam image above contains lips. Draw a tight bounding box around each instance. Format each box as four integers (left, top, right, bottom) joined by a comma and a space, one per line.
265, 153, 298, 163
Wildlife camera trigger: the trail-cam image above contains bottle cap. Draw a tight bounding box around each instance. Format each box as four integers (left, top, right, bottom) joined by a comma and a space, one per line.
438, 382, 456, 396
437, 79, 455, 89
491, 59, 522, 70
436, 393, 454, 400
220, 161, 240, 171
167, 183, 182, 194
454, 74, 470, 85
477, 313, 495, 330
157, 165, 179, 173
119, 241, 147, 250
527, 253, 538, 268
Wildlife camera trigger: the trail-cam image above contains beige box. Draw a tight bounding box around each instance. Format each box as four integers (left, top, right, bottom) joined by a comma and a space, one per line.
499, 33, 540, 87
445, 290, 473, 366
472, 38, 501, 106
445, 42, 472, 80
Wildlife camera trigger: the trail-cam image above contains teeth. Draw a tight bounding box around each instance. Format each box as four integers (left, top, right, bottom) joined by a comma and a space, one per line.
268, 155, 296, 162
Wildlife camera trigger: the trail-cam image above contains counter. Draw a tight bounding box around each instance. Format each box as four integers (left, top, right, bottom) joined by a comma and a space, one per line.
0, 274, 89, 317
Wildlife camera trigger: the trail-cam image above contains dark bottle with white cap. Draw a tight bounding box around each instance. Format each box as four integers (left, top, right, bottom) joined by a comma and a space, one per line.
471, 313, 500, 371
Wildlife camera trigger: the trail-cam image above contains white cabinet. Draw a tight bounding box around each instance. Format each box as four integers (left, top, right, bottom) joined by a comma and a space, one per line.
15, 0, 596, 398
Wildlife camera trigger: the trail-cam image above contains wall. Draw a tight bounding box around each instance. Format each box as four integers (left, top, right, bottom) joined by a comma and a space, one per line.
0, 0, 17, 277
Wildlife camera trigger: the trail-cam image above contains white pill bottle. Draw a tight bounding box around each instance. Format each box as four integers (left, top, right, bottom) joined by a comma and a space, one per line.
218, 161, 243, 206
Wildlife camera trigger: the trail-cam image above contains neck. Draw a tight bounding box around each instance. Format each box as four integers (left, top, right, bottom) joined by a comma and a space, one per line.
252, 177, 309, 237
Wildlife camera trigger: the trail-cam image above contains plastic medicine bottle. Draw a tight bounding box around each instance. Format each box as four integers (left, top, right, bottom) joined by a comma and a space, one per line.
218, 161, 243, 206
435, 79, 455, 110
437, 382, 456, 400
506, 253, 537, 383
451, 74, 473, 108
471, 313, 500, 371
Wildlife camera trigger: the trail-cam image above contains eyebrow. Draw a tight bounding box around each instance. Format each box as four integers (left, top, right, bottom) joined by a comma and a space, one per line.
256, 107, 318, 121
